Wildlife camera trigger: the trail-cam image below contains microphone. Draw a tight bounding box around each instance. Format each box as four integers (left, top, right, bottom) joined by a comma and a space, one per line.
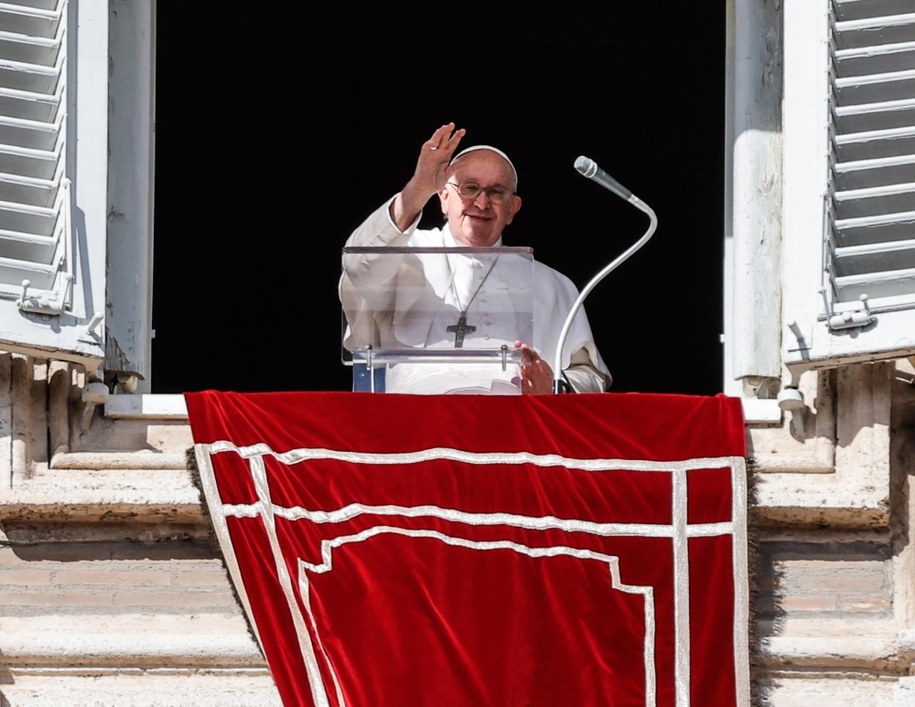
574, 156, 632, 201
552, 156, 658, 393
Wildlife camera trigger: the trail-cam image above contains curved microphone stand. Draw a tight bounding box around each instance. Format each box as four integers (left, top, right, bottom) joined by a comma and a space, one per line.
552, 157, 658, 393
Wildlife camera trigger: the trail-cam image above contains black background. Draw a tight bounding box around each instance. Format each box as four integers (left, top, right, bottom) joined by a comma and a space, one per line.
151, 3, 726, 395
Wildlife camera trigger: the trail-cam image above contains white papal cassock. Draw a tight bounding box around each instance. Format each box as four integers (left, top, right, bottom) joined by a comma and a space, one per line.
340, 196, 611, 394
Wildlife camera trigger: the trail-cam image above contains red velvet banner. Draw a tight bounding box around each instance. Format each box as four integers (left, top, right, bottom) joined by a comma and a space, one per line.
185, 391, 748, 707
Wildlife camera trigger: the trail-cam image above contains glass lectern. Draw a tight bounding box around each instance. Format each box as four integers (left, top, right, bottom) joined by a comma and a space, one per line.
341, 246, 534, 394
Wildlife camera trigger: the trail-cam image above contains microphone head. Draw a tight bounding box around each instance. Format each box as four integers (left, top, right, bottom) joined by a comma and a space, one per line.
574, 155, 598, 179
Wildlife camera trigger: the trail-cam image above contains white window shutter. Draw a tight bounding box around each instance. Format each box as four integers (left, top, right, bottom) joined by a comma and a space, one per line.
0, 1, 71, 311
784, 0, 915, 369
0, 0, 106, 369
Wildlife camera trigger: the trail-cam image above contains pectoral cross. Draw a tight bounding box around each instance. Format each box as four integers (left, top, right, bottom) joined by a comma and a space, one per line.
447, 314, 476, 348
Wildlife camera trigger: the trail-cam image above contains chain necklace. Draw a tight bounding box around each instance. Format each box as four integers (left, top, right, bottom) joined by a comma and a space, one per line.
446, 256, 499, 348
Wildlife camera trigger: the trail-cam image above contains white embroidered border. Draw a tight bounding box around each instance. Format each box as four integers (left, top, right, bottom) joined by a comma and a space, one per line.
298, 527, 657, 707
731, 458, 751, 704
195, 442, 750, 707
206, 440, 736, 473
673, 467, 690, 707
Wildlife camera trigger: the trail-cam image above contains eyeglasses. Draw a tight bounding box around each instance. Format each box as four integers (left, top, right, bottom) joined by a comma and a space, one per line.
446, 182, 516, 204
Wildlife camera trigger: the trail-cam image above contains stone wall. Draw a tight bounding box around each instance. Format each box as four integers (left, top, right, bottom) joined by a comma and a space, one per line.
1, 351, 913, 705
750, 361, 915, 705
0, 354, 281, 705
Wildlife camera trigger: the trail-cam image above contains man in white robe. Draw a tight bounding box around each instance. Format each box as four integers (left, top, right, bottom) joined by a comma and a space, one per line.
340, 123, 611, 395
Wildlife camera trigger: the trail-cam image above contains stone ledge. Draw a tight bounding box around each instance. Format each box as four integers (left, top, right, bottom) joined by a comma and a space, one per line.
104, 394, 189, 420
0, 672, 281, 707
756, 675, 898, 706
759, 634, 901, 671
0, 632, 262, 667
757, 617, 905, 672
50, 451, 189, 470
751, 469, 890, 528
0, 467, 204, 523
0, 615, 263, 668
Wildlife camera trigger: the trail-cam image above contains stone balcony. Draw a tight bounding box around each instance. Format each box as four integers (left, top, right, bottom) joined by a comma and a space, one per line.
2, 352, 915, 705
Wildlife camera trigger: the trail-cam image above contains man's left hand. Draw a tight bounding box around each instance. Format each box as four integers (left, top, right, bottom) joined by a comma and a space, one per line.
515, 341, 553, 394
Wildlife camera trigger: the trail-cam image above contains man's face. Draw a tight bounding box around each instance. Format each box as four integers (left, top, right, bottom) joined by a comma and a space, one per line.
438, 151, 522, 247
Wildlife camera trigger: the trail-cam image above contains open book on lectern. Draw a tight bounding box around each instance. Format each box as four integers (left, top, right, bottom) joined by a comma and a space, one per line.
340, 245, 534, 395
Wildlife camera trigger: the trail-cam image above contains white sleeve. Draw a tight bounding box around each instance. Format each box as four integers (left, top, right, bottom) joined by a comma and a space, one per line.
340, 195, 422, 351
345, 195, 421, 249
562, 347, 612, 392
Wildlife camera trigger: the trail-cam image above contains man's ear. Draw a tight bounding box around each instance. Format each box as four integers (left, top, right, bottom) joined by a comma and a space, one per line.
504, 194, 522, 225
438, 187, 450, 214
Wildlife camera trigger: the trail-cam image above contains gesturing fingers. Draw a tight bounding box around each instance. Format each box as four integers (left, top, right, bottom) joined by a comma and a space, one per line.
417, 123, 466, 192
515, 341, 553, 395
425, 122, 466, 159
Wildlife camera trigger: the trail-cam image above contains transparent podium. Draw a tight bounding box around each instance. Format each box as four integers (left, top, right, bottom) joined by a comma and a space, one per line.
341, 245, 535, 394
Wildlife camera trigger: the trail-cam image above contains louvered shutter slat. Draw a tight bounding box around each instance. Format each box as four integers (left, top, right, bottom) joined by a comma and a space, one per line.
0, 4, 60, 39
834, 267, 915, 300
834, 236, 915, 274
0, 86, 60, 123
0, 143, 59, 180
834, 125, 915, 161
835, 98, 915, 134
0, 227, 55, 261
0, 199, 55, 237
834, 153, 915, 190
834, 181, 915, 218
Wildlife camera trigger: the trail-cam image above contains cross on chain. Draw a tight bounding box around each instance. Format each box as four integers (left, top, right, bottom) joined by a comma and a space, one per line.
447, 314, 476, 348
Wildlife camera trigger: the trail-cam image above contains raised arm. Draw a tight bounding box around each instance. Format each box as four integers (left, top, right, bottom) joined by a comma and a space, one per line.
390, 123, 466, 231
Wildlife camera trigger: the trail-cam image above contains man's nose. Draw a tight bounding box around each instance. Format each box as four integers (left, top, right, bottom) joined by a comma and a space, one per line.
472, 190, 493, 207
